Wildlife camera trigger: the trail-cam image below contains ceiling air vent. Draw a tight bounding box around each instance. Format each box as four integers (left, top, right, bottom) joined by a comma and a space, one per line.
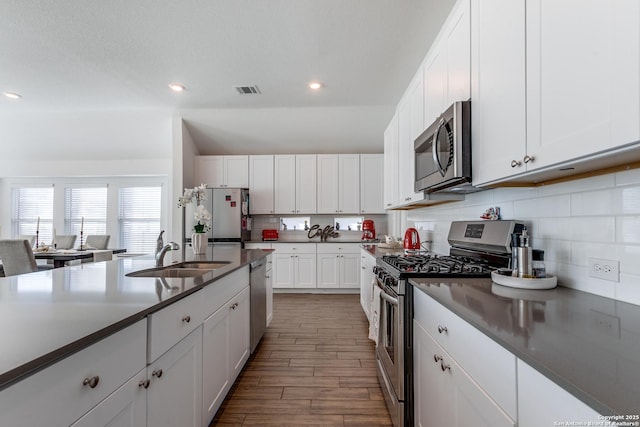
233, 85, 261, 95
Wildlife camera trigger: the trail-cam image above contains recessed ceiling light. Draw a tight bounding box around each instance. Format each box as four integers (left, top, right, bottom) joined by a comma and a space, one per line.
308, 81, 323, 90
168, 83, 186, 92
3, 91, 22, 99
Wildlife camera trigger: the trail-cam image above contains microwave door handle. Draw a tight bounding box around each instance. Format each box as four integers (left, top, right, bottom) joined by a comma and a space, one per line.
432, 118, 447, 177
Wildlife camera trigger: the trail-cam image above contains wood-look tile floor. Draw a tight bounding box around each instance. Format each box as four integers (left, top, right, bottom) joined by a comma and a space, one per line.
211, 293, 392, 426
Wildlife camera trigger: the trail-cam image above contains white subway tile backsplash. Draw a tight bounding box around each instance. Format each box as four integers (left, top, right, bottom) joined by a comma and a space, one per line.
615, 167, 640, 186
514, 195, 571, 218
620, 187, 640, 214
571, 190, 617, 216
537, 217, 615, 242
538, 174, 614, 196
616, 216, 640, 244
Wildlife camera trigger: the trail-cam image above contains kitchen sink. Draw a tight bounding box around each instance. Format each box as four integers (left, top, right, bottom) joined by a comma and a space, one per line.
126, 261, 231, 278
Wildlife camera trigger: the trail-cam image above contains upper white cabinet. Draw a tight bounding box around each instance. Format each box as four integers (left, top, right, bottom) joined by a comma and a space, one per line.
249, 155, 275, 214
359, 154, 385, 214
317, 154, 360, 214
398, 93, 425, 205
470, 0, 527, 185
383, 112, 400, 209
472, 0, 640, 186
197, 155, 249, 188
274, 155, 317, 214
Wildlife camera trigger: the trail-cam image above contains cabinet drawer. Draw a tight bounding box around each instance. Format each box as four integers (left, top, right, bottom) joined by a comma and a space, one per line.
316, 243, 361, 254
201, 266, 250, 318
0, 319, 147, 427
245, 243, 272, 249
270, 243, 316, 254
414, 289, 517, 419
147, 290, 206, 363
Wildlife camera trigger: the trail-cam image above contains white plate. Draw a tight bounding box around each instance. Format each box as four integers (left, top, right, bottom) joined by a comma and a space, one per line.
491, 269, 557, 290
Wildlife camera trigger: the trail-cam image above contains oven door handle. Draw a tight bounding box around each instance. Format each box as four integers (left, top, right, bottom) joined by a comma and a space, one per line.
379, 288, 399, 306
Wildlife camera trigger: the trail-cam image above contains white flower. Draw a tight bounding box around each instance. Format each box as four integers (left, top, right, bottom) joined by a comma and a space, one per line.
177, 183, 208, 208
193, 204, 212, 232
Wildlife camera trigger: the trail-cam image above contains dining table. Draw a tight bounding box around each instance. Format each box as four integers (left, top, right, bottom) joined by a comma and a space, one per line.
34, 249, 127, 268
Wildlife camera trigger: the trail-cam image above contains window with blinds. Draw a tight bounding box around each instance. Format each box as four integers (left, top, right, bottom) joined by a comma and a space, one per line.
119, 186, 162, 253
64, 187, 108, 237
11, 187, 54, 246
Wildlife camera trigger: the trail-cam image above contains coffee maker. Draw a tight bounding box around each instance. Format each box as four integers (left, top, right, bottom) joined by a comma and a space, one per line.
361, 219, 376, 241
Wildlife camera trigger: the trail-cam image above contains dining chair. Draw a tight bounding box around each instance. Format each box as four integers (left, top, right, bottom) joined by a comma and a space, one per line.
85, 235, 110, 250
0, 239, 39, 276
55, 235, 77, 250
17, 235, 36, 247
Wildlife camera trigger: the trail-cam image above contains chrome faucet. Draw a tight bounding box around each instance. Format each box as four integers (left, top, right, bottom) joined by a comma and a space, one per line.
156, 242, 179, 267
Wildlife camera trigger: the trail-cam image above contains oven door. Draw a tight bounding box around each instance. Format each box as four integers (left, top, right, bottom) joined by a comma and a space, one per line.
376, 279, 404, 401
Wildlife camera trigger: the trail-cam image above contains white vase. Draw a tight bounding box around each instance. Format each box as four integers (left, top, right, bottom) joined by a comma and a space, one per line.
191, 233, 207, 255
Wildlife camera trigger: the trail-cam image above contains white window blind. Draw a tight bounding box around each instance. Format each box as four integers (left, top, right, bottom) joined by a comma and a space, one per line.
119, 187, 162, 253
12, 187, 54, 246
64, 187, 108, 238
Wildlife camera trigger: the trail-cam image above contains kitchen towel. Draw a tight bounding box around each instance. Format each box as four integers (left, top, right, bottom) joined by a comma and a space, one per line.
369, 278, 381, 344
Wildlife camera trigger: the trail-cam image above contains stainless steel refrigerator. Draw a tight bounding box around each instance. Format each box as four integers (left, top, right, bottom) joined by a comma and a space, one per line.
184, 188, 251, 246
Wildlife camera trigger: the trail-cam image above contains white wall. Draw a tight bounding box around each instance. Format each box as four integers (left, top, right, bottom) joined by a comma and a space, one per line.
404, 169, 640, 306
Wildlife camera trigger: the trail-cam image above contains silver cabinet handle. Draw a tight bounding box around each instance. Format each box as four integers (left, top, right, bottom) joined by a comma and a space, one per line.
230, 302, 239, 310
138, 379, 150, 389
433, 354, 443, 363
511, 160, 522, 168
182, 315, 191, 323
523, 155, 535, 164
83, 376, 100, 389
440, 361, 451, 372
437, 325, 448, 334
152, 369, 163, 378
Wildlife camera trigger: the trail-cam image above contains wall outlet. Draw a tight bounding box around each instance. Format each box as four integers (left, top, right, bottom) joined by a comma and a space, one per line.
588, 258, 620, 282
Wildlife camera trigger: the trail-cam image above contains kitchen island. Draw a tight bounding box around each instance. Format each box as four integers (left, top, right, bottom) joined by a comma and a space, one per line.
0, 247, 272, 427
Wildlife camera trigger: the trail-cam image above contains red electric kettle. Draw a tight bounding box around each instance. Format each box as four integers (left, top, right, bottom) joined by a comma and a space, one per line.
403, 228, 421, 251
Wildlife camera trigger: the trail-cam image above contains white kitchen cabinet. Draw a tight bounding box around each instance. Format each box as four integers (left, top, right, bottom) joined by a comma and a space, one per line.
317, 154, 360, 214
359, 248, 376, 320
359, 154, 385, 214
423, 48, 447, 128
274, 155, 317, 214
383, 112, 400, 209
397, 93, 424, 206
202, 286, 250, 425
414, 320, 516, 427
197, 155, 249, 188
249, 155, 274, 214
410, 71, 425, 141
146, 326, 203, 427
0, 320, 147, 427
316, 243, 361, 289
444, 0, 471, 108
470, 0, 526, 186
272, 243, 316, 289
70, 368, 147, 427
525, 0, 640, 172
517, 359, 600, 427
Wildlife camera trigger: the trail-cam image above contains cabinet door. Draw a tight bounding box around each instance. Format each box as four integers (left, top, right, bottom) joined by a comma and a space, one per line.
273, 253, 295, 288
223, 156, 249, 188
317, 253, 340, 288
398, 95, 423, 205
197, 156, 224, 188
359, 154, 384, 214
317, 154, 339, 214
249, 155, 274, 214
359, 252, 375, 319
339, 154, 360, 214
424, 48, 447, 127
228, 286, 250, 380
274, 155, 296, 214
339, 253, 360, 289
383, 113, 399, 209
147, 327, 202, 427
517, 359, 600, 427
295, 253, 316, 288
70, 370, 147, 427
526, 0, 640, 170
446, 0, 471, 106
410, 72, 425, 141
470, 0, 527, 186
295, 155, 317, 214
202, 303, 230, 424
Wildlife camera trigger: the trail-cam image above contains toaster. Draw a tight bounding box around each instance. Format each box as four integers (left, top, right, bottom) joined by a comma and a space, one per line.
262, 229, 279, 241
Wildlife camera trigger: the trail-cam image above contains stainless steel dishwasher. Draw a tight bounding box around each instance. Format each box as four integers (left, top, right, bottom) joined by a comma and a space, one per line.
250, 259, 267, 353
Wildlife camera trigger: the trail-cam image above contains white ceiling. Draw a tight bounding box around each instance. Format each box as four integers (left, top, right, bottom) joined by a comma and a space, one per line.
1, 0, 456, 155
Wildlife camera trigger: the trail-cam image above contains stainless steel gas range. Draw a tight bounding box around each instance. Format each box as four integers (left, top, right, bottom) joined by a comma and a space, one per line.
374, 220, 525, 426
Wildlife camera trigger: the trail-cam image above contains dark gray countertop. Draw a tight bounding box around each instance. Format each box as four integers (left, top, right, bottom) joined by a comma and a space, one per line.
0, 247, 271, 391
409, 277, 640, 416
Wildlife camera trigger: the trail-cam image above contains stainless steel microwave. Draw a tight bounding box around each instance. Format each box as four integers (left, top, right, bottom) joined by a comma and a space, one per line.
414, 100, 473, 193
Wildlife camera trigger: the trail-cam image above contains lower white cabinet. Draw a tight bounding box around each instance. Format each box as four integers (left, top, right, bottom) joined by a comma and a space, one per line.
71, 368, 148, 427
359, 248, 376, 320
266, 254, 273, 325
414, 320, 516, 427
271, 243, 316, 289
146, 326, 203, 427
316, 243, 361, 289
517, 359, 601, 427
202, 286, 250, 424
